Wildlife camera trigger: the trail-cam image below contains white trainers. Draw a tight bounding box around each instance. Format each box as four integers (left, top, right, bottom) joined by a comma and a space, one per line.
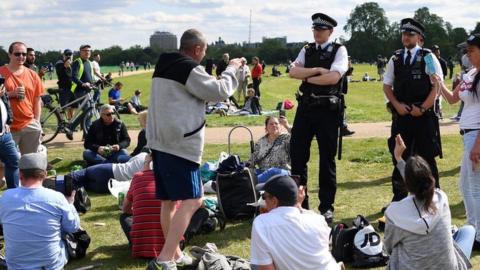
175, 252, 194, 268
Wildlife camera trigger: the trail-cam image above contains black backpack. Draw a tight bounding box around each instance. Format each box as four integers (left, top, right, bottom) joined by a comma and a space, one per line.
331, 215, 388, 268
73, 187, 91, 214
184, 208, 225, 243
351, 216, 388, 268
331, 223, 358, 262
64, 229, 91, 259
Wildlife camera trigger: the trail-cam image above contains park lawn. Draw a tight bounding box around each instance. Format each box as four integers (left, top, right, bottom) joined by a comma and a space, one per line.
102, 64, 462, 129
43, 134, 478, 270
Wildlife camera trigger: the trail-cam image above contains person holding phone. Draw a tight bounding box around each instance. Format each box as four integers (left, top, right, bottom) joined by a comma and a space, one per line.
250, 116, 291, 171
55, 49, 75, 121
433, 33, 480, 248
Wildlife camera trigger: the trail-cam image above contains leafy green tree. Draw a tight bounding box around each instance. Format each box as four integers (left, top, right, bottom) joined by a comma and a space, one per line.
343, 2, 390, 62
449, 27, 469, 47
472, 22, 480, 34
0, 47, 9, 65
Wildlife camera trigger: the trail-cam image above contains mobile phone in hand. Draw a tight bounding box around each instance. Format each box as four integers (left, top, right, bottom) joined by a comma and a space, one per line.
279, 110, 286, 117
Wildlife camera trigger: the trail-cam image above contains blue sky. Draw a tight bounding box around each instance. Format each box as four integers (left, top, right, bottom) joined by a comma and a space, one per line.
0, 0, 478, 52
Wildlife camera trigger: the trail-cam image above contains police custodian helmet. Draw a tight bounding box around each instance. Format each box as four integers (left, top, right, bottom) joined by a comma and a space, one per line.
312, 13, 337, 29
400, 18, 425, 37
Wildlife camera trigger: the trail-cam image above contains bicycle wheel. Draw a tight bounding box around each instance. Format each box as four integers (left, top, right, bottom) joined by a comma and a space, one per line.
81, 108, 99, 135
41, 106, 62, 144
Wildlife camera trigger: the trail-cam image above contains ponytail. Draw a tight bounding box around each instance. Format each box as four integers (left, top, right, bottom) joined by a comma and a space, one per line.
404, 156, 437, 214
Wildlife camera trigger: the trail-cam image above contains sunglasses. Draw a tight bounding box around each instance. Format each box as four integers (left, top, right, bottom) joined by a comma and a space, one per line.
13, 52, 27, 57
103, 112, 114, 117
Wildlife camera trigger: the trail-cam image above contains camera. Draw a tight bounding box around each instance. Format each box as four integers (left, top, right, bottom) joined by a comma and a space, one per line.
43, 174, 74, 196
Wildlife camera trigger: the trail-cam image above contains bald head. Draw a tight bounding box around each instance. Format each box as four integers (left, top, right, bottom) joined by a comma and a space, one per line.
179, 29, 207, 52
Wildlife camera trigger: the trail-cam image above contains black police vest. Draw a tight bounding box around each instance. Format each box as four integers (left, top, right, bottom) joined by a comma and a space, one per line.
299, 42, 343, 96
392, 48, 432, 104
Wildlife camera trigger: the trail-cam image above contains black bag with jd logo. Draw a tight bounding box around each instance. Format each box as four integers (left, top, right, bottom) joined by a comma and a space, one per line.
331, 215, 388, 268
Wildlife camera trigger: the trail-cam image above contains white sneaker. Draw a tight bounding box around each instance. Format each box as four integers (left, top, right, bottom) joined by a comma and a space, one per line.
175, 252, 193, 268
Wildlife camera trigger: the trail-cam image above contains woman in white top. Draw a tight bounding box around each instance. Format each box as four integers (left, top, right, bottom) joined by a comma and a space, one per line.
435, 33, 480, 247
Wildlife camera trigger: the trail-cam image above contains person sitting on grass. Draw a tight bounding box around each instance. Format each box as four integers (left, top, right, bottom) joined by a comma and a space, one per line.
108, 82, 138, 114
131, 110, 148, 157
83, 104, 131, 166
251, 175, 343, 270
0, 152, 80, 270
383, 134, 474, 270
119, 154, 183, 260
130, 89, 147, 112
250, 116, 291, 171
243, 88, 261, 115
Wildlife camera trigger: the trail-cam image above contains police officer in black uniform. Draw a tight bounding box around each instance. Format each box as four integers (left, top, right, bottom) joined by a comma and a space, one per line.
289, 13, 349, 223
383, 18, 444, 202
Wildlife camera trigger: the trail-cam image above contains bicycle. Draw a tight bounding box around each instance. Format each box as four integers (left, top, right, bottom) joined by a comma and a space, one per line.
40, 83, 118, 144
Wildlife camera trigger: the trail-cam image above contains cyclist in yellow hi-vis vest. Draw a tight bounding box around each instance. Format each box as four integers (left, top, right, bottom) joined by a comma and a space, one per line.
71, 44, 94, 108
71, 44, 95, 136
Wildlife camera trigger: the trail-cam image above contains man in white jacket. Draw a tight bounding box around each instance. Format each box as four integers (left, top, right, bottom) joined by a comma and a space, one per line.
146, 29, 241, 270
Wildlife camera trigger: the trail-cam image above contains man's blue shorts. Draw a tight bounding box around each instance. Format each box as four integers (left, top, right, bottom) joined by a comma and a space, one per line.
151, 149, 202, 201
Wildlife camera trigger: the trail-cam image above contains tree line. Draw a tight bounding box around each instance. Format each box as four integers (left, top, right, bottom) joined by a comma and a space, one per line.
0, 3, 479, 67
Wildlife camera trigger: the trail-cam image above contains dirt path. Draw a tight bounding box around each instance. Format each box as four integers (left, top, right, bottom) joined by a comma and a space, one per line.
45, 119, 462, 149
41, 69, 152, 89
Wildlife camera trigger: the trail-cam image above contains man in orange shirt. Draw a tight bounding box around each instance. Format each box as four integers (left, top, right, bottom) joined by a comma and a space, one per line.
0, 42, 43, 155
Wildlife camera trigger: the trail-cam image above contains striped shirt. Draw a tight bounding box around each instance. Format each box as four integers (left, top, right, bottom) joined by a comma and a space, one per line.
126, 170, 164, 258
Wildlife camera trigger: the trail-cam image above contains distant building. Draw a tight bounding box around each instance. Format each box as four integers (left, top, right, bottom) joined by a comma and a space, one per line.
150, 31, 177, 51
262, 36, 287, 46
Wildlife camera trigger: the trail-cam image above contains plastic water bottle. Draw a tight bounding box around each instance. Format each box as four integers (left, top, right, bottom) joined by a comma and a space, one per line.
118, 192, 125, 210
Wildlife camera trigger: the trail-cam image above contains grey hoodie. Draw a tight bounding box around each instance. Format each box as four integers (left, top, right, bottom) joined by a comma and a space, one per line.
383, 161, 471, 270
147, 52, 238, 164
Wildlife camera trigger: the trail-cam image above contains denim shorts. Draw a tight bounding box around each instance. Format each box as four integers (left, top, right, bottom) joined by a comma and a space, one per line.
151, 149, 202, 200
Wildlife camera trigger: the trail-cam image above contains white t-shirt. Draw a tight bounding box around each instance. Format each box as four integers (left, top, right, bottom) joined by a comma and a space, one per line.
91, 60, 100, 81
383, 45, 444, 86
459, 68, 480, 129
294, 40, 349, 77
250, 207, 340, 270
112, 152, 147, 182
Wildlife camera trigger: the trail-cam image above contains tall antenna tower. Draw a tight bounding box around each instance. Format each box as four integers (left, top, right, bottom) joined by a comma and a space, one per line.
248, 9, 252, 45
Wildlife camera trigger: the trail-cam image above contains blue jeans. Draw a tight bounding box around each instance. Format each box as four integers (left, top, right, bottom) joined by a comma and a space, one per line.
70, 163, 114, 193
460, 130, 480, 241
0, 133, 19, 188
453, 225, 476, 259
83, 149, 130, 166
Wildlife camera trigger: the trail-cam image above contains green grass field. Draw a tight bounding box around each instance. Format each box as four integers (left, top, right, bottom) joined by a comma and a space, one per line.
34, 63, 478, 269
43, 135, 478, 270
98, 63, 462, 129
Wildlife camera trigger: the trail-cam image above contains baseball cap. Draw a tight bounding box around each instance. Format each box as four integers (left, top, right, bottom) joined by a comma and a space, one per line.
19, 152, 47, 170
63, 49, 73, 56
256, 175, 298, 206
467, 34, 480, 47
